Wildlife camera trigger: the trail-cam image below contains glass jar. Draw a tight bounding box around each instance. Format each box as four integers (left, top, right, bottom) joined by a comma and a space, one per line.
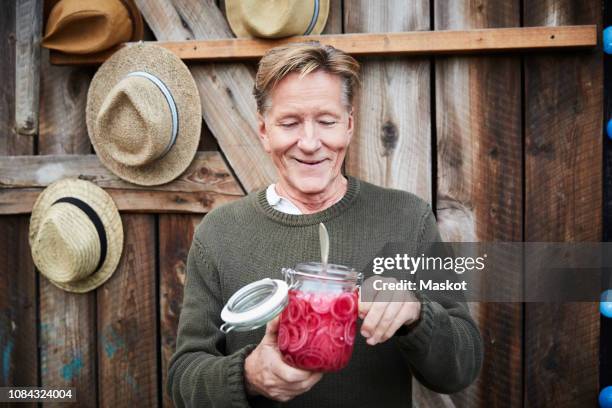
278, 262, 362, 372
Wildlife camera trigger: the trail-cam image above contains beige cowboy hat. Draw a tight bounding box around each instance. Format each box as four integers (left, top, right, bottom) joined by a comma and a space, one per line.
29, 179, 124, 293
86, 43, 202, 186
225, 0, 329, 39
43, 0, 144, 55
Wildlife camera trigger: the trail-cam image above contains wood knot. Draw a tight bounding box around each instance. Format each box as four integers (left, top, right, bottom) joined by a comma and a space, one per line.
381, 121, 398, 156
197, 167, 211, 178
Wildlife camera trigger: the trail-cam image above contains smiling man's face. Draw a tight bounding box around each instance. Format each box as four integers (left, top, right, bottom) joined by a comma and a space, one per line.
258, 70, 353, 195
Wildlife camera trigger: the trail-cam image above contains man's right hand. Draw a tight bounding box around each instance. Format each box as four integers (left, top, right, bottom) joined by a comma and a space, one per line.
244, 316, 323, 402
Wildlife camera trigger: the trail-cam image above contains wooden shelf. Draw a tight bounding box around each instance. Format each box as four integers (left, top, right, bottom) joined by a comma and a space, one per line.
49, 25, 598, 66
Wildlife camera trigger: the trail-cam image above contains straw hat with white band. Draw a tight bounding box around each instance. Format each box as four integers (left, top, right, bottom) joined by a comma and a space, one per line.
87, 43, 201, 186
29, 179, 124, 293
225, 0, 329, 39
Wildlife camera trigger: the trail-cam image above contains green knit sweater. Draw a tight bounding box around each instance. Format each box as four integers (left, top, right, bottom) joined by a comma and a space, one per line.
168, 176, 483, 407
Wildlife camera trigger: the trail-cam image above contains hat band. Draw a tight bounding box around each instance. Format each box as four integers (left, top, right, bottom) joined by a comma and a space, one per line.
52, 197, 108, 275
303, 0, 320, 35
126, 71, 179, 159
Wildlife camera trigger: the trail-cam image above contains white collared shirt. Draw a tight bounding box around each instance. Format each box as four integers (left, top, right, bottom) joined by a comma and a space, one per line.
266, 184, 303, 215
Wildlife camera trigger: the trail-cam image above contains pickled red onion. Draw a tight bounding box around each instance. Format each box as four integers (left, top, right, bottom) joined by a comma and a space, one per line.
330, 292, 356, 321
278, 325, 289, 351
287, 321, 309, 353
279, 289, 358, 372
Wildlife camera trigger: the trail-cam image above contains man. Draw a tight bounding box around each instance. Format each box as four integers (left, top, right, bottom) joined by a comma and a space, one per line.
168, 42, 483, 407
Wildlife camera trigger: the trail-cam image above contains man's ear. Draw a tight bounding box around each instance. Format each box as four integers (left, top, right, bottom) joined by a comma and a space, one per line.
346, 108, 354, 144
257, 112, 271, 153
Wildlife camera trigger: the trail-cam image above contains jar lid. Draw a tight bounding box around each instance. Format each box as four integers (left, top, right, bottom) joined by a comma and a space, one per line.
220, 278, 288, 333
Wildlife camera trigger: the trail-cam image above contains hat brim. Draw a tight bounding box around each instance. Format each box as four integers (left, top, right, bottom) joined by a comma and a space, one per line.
86, 43, 202, 186
29, 179, 124, 293
226, 0, 330, 38
121, 0, 144, 42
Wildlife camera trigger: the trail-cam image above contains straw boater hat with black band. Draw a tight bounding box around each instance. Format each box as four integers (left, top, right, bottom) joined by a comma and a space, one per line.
87, 43, 202, 186
29, 179, 124, 293
225, 0, 329, 39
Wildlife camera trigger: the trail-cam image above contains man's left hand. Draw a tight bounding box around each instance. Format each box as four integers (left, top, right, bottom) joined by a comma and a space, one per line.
358, 276, 421, 346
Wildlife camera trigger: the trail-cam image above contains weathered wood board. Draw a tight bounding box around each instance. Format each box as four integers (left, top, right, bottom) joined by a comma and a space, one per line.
524, 0, 602, 406
344, 0, 431, 202
98, 215, 158, 407
421, 1, 524, 407
0, 4, 38, 408
0, 152, 244, 214
15, 0, 42, 136
38, 50, 93, 155
159, 214, 202, 407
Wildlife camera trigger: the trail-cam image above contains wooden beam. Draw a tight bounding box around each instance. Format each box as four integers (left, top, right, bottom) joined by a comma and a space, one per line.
49, 25, 598, 66
15, 0, 43, 136
0, 152, 244, 214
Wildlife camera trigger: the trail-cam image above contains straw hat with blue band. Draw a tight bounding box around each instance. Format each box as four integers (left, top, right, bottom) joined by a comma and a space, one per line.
29, 179, 124, 293
225, 0, 329, 39
86, 43, 202, 186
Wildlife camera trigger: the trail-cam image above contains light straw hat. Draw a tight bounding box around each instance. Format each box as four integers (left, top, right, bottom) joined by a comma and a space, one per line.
29, 179, 124, 293
43, 0, 144, 54
225, 0, 329, 39
86, 43, 202, 186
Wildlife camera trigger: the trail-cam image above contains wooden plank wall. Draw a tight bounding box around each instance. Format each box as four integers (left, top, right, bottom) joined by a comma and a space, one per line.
0, 1, 604, 408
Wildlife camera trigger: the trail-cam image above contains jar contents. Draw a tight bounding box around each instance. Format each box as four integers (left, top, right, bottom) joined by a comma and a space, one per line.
278, 288, 359, 372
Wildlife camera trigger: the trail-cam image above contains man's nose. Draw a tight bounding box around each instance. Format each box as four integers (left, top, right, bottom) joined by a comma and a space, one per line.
297, 119, 322, 152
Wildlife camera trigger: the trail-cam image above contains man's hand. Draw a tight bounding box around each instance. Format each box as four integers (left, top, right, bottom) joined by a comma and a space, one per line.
244, 316, 323, 402
359, 276, 421, 346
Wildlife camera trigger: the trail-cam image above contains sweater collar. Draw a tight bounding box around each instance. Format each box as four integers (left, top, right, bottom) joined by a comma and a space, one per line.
252, 175, 361, 226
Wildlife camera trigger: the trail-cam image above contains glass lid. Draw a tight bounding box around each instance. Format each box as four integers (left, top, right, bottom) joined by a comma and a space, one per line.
220, 278, 288, 333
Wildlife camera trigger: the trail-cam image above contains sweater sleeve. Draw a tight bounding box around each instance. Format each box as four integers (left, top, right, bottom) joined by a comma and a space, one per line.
167, 236, 256, 408
393, 205, 483, 394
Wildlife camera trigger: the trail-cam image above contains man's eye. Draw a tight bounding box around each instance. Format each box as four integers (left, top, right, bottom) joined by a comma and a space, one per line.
280, 122, 298, 128
319, 121, 337, 126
